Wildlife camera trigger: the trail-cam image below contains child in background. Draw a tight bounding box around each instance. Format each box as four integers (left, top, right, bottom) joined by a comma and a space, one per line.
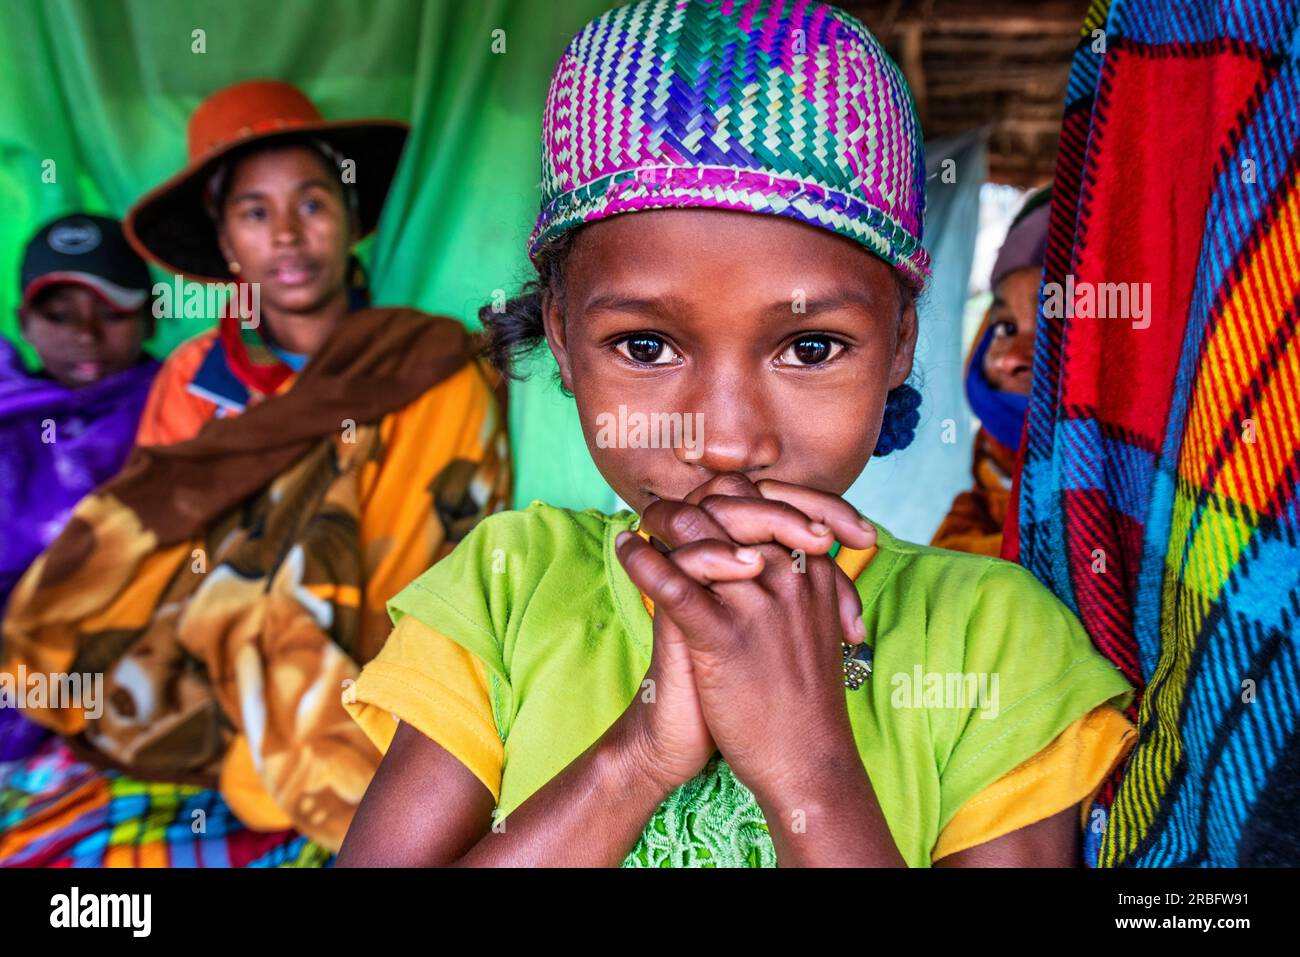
0, 214, 157, 606
932, 187, 1049, 556
340, 0, 1134, 867
0, 214, 157, 762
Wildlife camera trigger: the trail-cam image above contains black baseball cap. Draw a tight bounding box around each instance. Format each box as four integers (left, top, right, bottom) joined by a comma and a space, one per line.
20, 213, 152, 313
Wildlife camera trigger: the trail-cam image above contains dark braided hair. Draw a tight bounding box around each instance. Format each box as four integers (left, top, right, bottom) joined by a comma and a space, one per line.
479, 230, 576, 389
479, 227, 922, 454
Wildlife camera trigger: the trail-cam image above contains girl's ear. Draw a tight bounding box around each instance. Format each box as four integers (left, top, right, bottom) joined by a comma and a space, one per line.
541, 289, 575, 393
889, 294, 919, 389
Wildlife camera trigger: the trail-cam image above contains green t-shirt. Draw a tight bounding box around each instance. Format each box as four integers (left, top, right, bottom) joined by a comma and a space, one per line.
387, 501, 1132, 867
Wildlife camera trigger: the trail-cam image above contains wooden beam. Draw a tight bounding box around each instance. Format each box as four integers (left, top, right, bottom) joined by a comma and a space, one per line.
843, 0, 1086, 26
918, 35, 1079, 57
898, 20, 928, 126
918, 17, 1084, 34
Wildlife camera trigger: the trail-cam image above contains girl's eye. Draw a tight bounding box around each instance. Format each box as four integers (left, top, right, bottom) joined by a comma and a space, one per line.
615, 335, 679, 366
302, 197, 324, 215
779, 335, 843, 367
241, 206, 268, 222
993, 319, 1017, 338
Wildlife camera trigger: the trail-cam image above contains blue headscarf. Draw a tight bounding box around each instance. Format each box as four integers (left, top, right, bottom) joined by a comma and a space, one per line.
966, 186, 1051, 451
965, 324, 1029, 451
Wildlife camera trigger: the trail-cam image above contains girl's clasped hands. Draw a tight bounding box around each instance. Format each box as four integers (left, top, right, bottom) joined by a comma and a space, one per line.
615, 473, 877, 805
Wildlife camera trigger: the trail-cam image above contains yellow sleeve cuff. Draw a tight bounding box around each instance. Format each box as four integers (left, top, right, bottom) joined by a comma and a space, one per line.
933, 703, 1136, 861
343, 616, 504, 803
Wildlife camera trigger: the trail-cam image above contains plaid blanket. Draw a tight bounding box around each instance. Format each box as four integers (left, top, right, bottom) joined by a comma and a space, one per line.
1007, 0, 1300, 866
0, 738, 329, 867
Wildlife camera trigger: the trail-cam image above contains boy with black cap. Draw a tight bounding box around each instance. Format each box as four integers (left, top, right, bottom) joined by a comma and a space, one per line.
12, 212, 155, 388
3, 212, 159, 581
0, 213, 158, 760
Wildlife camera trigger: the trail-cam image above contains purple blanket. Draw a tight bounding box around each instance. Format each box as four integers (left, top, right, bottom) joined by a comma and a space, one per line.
0, 337, 157, 760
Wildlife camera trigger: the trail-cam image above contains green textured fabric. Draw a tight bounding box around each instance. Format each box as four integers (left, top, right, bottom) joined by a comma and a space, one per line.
387, 502, 1134, 867
622, 757, 773, 868
0, 0, 616, 513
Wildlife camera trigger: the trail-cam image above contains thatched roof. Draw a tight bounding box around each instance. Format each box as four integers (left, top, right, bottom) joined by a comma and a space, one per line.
842, 0, 1087, 185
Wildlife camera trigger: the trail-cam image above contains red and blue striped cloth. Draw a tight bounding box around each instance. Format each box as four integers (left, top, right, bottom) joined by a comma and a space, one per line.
1007, 0, 1300, 866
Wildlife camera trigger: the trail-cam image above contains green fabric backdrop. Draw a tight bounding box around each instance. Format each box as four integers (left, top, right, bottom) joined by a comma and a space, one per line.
0, 0, 618, 512
1, 1, 983, 536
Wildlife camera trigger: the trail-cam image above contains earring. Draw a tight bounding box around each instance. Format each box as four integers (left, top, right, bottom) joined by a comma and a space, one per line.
872, 383, 922, 457
228, 261, 241, 274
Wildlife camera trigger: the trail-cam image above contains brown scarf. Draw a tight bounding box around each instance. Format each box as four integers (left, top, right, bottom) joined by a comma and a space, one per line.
35, 307, 472, 588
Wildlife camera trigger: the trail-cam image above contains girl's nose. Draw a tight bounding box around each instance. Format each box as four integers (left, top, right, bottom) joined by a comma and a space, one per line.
995, 336, 1033, 373
675, 401, 780, 475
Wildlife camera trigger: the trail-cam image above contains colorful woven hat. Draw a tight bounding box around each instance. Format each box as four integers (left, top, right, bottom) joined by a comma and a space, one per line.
530, 0, 929, 286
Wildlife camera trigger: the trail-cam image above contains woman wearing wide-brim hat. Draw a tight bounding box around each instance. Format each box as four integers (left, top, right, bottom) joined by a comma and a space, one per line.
124, 79, 422, 441
1, 80, 511, 858
126, 78, 408, 286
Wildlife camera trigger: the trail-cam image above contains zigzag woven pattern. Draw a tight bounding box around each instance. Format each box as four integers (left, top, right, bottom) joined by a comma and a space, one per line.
530, 0, 929, 285
1007, 0, 1300, 866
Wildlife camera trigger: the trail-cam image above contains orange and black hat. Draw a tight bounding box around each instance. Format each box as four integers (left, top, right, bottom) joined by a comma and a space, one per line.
21, 213, 152, 313
124, 80, 408, 282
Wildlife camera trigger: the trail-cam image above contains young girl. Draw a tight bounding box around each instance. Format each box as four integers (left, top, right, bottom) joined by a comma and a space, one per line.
339, 0, 1134, 867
